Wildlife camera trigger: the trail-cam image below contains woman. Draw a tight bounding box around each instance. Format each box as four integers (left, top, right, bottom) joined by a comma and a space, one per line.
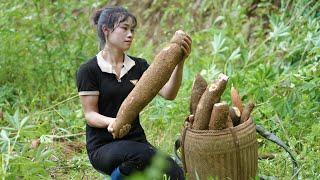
76, 6, 191, 179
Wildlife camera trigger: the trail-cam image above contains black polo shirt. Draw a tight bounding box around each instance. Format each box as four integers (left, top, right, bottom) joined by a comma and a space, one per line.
76, 53, 149, 152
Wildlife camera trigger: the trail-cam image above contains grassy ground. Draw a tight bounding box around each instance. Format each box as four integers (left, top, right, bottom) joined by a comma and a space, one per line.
0, 0, 319, 179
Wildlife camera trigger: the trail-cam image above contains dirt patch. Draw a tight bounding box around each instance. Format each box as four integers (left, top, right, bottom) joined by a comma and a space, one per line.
57, 140, 86, 157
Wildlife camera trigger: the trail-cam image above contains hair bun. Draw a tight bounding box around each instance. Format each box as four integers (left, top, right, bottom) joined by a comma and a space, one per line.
92, 9, 103, 25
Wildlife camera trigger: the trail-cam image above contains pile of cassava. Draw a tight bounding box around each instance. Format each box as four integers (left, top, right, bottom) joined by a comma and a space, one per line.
190, 73, 254, 130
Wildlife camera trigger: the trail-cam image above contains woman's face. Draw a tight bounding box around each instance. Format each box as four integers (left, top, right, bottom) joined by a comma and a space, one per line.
105, 18, 135, 52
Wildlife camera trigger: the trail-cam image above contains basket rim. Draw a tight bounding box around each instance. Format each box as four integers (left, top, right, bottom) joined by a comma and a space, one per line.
186, 117, 254, 135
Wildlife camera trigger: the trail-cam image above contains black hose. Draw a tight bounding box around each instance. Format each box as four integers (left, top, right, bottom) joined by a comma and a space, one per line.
256, 124, 299, 178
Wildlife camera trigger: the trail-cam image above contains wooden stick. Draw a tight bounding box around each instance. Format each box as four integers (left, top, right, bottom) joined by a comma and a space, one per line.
44, 132, 86, 140
208, 102, 230, 130
190, 74, 207, 115
192, 74, 229, 130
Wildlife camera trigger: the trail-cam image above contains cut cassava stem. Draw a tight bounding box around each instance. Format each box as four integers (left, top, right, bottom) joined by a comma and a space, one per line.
230, 106, 241, 126
231, 86, 243, 113
208, 102, 230, 130
240, 101, 255, 123
192, 74, 228, 130
190, 74, 207, 115
112, 31, 189, 139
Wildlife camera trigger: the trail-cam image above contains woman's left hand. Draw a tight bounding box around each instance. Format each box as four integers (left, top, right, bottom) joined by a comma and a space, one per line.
110, 121, 132, 139
107, 118, 116, 133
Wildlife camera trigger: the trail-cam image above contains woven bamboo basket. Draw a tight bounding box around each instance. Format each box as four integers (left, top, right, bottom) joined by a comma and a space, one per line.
181, 118, 258, 180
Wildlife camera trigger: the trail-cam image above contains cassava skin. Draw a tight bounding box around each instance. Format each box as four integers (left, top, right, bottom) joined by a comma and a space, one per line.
230, 106, 241, 126
192, 74, 228, 130
240, 101, 255, 123
208, 102, 230, 130
111, 31, 188, 139
189, 74, 207, 115
231, 86, 244, 113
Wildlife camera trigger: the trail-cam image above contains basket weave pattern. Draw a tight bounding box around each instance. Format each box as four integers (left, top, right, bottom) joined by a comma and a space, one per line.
183, 118, 258, 180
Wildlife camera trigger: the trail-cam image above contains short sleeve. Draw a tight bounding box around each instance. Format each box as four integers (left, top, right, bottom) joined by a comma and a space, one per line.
76, 65, 100, 96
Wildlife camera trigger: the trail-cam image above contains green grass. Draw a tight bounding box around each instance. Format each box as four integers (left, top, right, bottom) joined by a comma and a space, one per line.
1, 0, 319, 179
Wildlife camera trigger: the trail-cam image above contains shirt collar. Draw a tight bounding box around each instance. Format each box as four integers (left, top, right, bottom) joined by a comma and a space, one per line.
96, 51, 135, 78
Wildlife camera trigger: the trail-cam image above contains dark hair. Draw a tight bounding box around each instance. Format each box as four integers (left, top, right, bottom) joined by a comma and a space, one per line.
93, 6, 137, 50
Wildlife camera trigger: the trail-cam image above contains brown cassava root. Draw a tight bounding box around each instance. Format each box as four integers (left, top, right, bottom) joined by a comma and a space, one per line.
226, 116, 234, 128
230, 106, 241, 126
112, 30, 190, 139
208, 102, 230, 130
231, 86, 243, 113
240, 101, 255, 123
189, 74, 207, 115
192, 74, 228, 130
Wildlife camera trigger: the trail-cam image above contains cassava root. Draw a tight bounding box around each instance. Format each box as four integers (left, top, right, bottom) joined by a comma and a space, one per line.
231, 86, 243, 113
190, 74, 207, 115
230, 106, 241, 126
208, 102, 231, 130
240, 101, 255, 123
112, 30, 191, 138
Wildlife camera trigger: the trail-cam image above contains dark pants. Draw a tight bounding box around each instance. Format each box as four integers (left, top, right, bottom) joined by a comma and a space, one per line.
88, 140, 184, 179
